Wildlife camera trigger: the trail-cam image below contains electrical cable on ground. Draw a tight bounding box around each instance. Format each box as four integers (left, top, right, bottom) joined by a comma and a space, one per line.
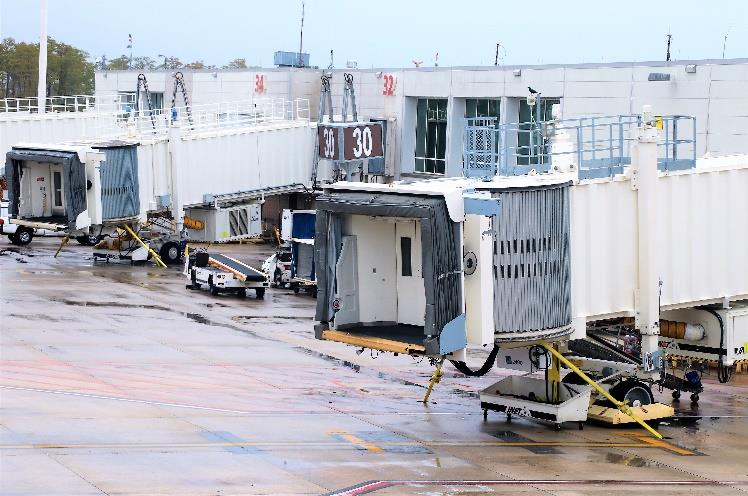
449, 345, 499, 377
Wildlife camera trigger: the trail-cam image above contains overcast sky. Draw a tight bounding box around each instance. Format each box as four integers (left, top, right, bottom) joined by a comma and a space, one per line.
0, 0, 745, 68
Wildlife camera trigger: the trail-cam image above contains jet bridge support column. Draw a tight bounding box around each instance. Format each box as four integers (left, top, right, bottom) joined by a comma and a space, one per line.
633, 105, 662, 374
168, 123, 184, 231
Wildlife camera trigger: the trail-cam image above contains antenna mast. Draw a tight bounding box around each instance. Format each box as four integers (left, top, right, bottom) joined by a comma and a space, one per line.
722, 34, 728, 59
297, 1, 305, 67
666, 33, 672, 61
495, 43, 499, 66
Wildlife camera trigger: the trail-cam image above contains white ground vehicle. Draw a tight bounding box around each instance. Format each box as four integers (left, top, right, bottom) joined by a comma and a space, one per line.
267, 248, 293, 288
1, 200, 67, 245
186, 251, 269, 299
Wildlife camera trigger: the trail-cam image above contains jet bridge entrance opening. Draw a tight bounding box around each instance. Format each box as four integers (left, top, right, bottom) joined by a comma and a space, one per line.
5, 148, 88, 230
315, 191, 463, 355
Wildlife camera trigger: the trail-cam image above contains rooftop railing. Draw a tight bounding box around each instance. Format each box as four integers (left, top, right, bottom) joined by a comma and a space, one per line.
0, 94, 133, 115
91, 97, 311, 139
464, 114, 697, 180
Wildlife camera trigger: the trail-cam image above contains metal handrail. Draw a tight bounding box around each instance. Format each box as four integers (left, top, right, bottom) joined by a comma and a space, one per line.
464, 114, 697, 179
0, 94, 134, 114
89, 97, 311, 140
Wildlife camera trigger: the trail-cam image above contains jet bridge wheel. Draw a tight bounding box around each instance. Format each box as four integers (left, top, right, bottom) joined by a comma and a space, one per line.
608, 380, 654, 407
159, 241, 181, 265
76, 234, 102, 246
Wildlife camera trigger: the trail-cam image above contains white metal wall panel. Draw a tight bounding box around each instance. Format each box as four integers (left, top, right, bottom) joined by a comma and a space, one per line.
570, 178, 638, 320
174, 122, 315, 208
571, 161, 748, 322
658, 166, 748, 307
134, 140, 170, 212
0, 113, 104, 159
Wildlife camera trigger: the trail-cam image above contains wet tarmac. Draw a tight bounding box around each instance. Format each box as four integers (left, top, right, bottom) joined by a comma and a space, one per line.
2, 238, 748, 495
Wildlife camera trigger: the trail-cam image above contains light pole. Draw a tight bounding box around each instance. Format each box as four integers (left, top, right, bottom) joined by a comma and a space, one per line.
37, 0, 48, 114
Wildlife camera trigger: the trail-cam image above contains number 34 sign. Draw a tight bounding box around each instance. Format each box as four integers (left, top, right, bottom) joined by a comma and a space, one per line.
318, 123, 384, 161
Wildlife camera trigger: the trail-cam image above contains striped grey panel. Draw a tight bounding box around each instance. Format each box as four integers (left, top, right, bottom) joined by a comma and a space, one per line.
229, 209, 249, 237
492, 184, 571, 334
100, 147, 140, 220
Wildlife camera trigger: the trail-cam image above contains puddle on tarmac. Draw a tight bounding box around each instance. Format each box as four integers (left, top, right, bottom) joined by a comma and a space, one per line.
232, 315, 313, 323
52, 299, 171, 312
603, 452, 662, 468
185, 313, 212, 325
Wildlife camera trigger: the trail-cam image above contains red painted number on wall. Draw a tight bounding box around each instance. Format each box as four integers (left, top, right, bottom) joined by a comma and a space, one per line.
382, 74, 395, 96
255, 74, 266, 93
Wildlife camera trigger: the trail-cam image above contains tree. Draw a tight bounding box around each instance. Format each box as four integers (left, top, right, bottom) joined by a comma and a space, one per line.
157, 56, 183, 70
106, 55, 130, 70
0, 37, 95, 101
132, 56, 157, 70
184, 60, 215, 70
46, 38, 94, 95
223, 58, 247, 69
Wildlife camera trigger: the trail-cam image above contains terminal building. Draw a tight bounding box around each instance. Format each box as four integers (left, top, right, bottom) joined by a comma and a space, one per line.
94, 58, 748, 179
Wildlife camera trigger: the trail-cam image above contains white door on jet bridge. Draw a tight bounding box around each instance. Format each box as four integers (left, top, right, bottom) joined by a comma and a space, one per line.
395, 220, 426, 326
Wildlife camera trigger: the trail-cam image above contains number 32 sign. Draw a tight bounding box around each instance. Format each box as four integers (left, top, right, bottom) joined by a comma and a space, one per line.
382, 74, 396, 96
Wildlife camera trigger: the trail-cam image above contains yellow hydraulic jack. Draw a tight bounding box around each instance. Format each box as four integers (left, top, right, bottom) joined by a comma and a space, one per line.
54, 235, 70, 258
122, 224, 167, 268
422, 358, 445, 404
540, 341, 664, 439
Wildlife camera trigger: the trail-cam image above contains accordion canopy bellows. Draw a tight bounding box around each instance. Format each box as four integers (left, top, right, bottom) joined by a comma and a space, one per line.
489, 183, 572, 339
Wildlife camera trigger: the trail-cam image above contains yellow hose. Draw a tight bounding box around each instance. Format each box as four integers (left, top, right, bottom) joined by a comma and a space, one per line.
122, 224, 167, 268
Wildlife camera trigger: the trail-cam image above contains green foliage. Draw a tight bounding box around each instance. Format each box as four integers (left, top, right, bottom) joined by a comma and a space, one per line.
132, 56, 157, 70
0, 34, 255, 102
184, 60, 215, 70
157, 57, 183, 70
0, 37, 94, 99
223, 58, 247, 69
106, 55, 130, 70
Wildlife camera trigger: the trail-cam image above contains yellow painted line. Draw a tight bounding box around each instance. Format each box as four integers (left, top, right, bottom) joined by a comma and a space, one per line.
613, 431, 695, 456
327, 431, 384, 453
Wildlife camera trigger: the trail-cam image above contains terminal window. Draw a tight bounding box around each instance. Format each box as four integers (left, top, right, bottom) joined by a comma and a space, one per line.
465, 98, 500, 120
415, 98, 447, 174
517, 98, 560, 166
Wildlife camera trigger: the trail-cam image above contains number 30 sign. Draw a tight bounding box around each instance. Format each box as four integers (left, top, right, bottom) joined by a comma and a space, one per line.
317, 123, 384, 161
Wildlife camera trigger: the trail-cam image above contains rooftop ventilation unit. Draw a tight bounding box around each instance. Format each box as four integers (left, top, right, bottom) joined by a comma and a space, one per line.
274, 51, 310, 67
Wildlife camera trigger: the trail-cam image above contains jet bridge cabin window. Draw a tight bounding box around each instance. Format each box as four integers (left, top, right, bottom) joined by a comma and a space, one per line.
400, 236, 412, 277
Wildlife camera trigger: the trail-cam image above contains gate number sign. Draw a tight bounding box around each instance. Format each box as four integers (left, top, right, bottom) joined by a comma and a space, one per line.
318, 127, 340, 160
318, 123, 384, 161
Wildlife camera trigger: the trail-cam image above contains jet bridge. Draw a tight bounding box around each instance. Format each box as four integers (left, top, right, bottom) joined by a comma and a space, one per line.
315, 106, 748, 433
